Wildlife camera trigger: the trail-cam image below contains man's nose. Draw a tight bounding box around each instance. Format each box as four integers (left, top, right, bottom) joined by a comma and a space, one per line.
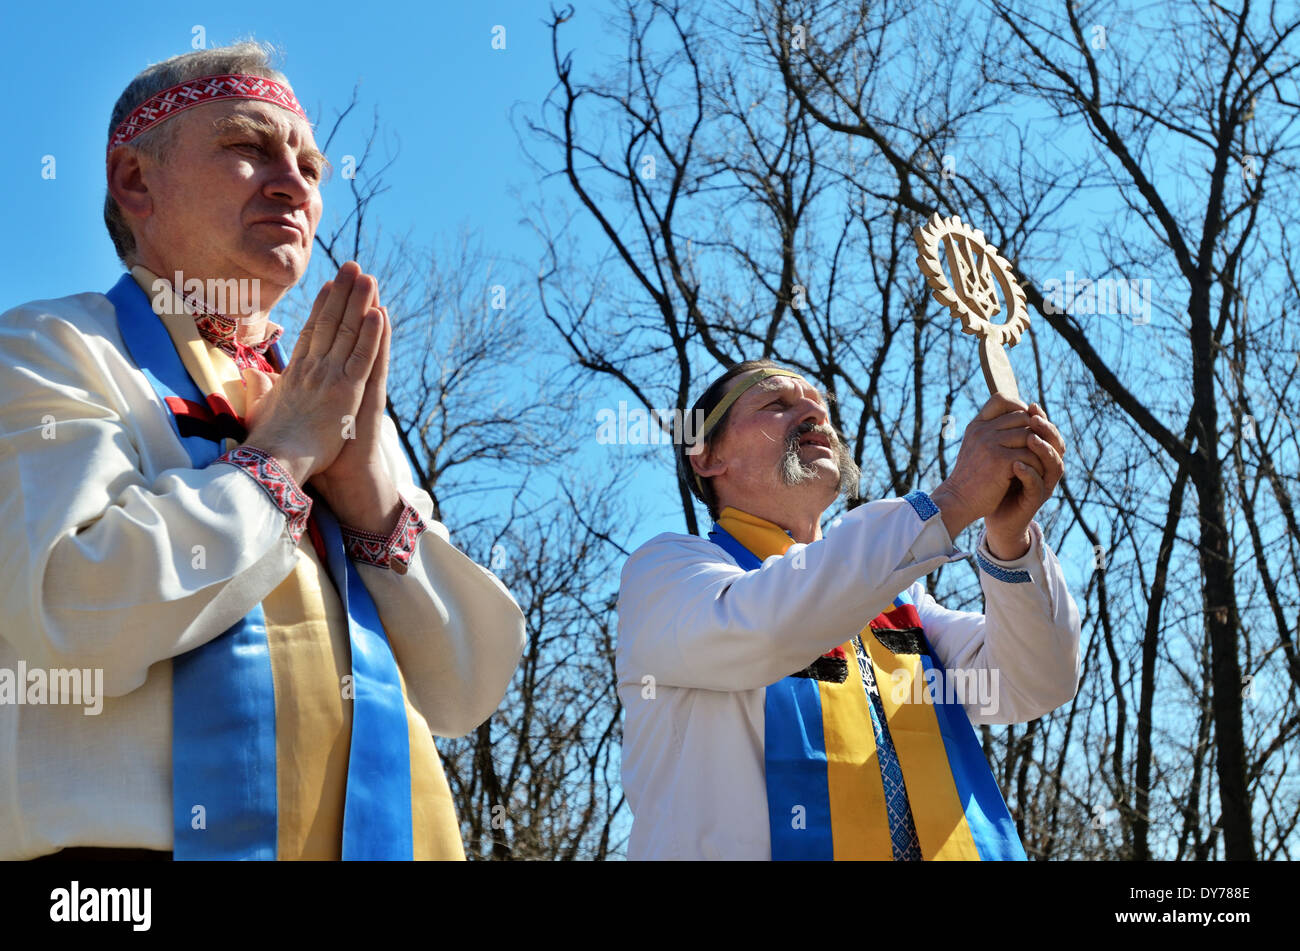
264, 159, 313, 206
797, 397, 829, 428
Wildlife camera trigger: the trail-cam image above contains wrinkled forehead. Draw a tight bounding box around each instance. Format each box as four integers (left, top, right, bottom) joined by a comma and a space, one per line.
192, 98, 319, 148
737, 373, 828, 409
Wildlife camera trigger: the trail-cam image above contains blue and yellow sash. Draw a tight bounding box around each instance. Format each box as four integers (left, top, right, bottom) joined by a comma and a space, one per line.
709, 507, 1026, 861
107, 274, 460, 860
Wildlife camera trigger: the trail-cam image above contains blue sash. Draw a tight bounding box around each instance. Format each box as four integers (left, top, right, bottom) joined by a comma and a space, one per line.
108, 274, 414, 860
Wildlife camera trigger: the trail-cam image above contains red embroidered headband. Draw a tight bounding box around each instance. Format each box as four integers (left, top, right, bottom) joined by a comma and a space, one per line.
107, 73, 307, 160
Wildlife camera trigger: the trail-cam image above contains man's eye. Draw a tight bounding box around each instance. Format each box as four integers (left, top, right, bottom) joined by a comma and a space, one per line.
301, 165, 321, 181
231, 142, 264, 154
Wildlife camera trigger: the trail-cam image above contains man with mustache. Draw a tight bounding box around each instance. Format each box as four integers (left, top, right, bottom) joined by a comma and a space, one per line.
616, 359, 1082, 860
0, 43, 525, 860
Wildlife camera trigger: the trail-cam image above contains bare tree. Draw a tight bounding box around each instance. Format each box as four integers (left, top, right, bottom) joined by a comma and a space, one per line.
443, 478, 631, 860
531, 0, 1300, 859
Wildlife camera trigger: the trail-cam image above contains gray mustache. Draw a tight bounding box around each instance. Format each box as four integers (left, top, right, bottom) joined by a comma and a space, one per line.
785, 422, 839, 451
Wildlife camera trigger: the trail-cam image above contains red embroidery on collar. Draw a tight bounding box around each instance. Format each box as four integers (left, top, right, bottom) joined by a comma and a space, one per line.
172, 286, 282, 372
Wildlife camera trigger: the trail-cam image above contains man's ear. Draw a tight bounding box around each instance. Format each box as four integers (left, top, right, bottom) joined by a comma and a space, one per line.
691, 442, 726, 481
107, 147, 152, 221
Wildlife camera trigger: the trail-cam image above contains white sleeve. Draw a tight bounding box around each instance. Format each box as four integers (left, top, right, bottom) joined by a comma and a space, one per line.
351, 415, 526, 738
912, 520, 1083, 725
616, 494, 967, 692
0, 300, 304, 698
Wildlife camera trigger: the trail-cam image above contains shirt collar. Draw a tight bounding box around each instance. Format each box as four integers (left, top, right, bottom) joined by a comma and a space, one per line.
129, 265, 284, 358
713, 506, 798, 559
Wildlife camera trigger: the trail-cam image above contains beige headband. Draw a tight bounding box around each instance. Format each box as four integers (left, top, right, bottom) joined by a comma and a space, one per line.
691, 367, 805, 494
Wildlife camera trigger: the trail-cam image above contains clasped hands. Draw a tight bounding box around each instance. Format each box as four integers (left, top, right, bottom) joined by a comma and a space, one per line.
929, 393, 1067, 561
240, 261, 402, 536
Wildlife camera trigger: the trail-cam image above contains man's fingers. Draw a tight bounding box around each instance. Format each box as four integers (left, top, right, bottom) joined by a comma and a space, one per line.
359, 307, 391, 418
996, 429, 1034, 450
292, 281, 331, 364
1013, 458, 1047, 503
1025, 433, 1064, 485
978, 393, 1029, 420
240, 367, 276, 424
240, 366, 273, 398
1010, 445, 1047, 479
987, 410, 1036, 433
997, 419, 1064, 452
342, 308, 384, 383
1025, 403, 1066, 454
375, 306, 391, 392
308, 261, 362, 359
1026, 413, 1067, 456
329, 271, 377, 365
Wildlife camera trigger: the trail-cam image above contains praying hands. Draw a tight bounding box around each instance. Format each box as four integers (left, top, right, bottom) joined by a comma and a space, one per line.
241, 260, 403, 535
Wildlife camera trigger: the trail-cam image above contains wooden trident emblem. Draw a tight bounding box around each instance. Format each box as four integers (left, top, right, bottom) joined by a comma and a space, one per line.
913, 213, 1031, 401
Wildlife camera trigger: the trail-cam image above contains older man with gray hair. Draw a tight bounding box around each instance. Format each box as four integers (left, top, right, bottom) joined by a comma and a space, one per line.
616, 359, 1082, 860
0, 43, 525, 860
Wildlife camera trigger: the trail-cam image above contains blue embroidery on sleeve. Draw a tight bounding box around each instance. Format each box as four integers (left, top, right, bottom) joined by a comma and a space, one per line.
903, 490, 940, 522
976, 550, 1032, 584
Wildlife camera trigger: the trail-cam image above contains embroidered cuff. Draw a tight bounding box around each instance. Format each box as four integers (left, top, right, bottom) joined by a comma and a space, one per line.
215, 445, 312, 543
903, 489, 940, 522
899, 495, 966, 569
975, 527, 1037, 584
340, 500, 426, 574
